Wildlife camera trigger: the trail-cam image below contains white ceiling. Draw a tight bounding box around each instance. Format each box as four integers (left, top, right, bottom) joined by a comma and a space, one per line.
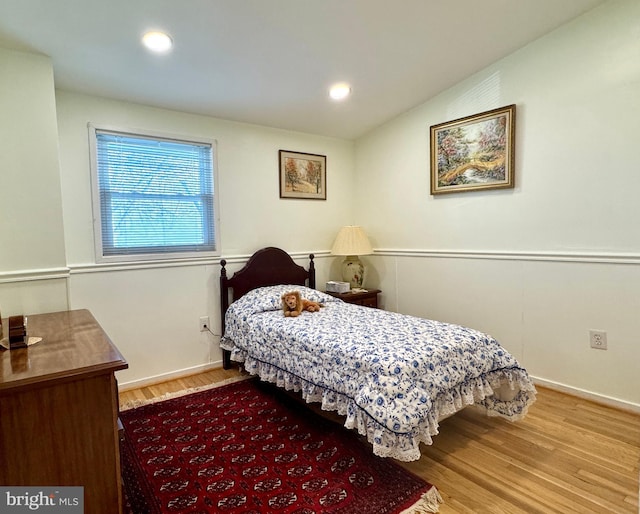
0, 0, 606, 140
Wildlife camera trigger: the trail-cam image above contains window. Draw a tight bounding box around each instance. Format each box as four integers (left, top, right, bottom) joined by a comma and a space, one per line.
89, 125, 218, 262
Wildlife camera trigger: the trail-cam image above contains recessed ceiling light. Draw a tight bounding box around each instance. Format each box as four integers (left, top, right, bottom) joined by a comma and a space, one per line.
142, 31, 173, 53
329, 83, 352, 101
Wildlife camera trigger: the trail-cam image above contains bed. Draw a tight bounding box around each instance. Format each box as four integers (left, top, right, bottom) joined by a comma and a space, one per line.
219, 247, 536, 462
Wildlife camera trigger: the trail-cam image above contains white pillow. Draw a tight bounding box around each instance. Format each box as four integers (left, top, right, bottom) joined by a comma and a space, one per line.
234, 285, 338, 313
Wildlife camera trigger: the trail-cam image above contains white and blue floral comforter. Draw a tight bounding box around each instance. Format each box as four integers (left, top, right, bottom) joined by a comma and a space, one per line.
220, 285, 536, 461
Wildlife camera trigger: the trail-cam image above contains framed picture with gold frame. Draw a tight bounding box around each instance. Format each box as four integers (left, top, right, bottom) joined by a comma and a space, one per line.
430, 104, 515, 195
279, 150, 326, 200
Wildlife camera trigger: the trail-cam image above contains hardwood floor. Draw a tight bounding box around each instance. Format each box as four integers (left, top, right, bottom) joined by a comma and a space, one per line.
119, 368, 640, 513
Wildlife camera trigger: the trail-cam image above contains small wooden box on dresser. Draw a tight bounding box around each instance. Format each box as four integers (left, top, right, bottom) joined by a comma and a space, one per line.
324, 288, 381, 308
0, 309, 128, 514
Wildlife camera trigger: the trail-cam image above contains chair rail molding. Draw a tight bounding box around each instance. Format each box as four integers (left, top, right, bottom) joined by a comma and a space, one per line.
0, 267, 70, 284
373, 248, 640, 265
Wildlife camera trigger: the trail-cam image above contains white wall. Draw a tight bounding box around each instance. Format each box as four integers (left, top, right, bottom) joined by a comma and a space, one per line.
55, 91, 352, 386
2, 0, 638, 408
355, 0, 640, 409
0, 48, 69, 315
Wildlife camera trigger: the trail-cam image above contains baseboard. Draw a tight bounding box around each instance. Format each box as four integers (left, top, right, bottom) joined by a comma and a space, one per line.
118, 361, 223, 391
532, 375, 640, 414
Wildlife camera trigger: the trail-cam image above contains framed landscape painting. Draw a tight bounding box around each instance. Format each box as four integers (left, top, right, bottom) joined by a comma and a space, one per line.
430, 104, 516, 195
279, 150, 326, 200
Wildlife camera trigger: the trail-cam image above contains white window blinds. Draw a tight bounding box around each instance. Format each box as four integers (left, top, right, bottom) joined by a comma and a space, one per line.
91, 127, 217, 261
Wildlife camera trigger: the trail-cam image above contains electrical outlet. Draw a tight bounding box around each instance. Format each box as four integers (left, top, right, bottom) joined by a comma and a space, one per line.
199, 316, 210, 332
589, 330, 607, 350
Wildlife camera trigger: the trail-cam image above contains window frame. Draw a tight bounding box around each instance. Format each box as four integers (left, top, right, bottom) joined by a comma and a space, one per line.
88, 123, 220, 264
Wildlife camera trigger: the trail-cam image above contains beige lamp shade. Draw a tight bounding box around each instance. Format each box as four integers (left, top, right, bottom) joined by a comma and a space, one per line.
331, 226, 373, 289
330, 226, 373, 256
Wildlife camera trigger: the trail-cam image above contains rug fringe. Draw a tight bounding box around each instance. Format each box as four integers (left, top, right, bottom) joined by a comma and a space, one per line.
398, 486, 443, 514
120, 375, 253, 411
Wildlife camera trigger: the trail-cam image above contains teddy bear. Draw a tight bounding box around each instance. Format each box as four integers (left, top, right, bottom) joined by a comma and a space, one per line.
281, 290, 323, 317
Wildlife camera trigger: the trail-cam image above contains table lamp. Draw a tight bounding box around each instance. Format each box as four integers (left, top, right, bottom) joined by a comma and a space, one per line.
330, 225, 373, 289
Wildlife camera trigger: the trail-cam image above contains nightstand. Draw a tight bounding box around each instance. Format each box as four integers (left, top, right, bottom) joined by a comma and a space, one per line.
325, 288, 381, 308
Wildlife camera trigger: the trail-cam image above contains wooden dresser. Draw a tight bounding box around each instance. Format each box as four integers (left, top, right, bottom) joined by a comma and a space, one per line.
0, 309, 128, 514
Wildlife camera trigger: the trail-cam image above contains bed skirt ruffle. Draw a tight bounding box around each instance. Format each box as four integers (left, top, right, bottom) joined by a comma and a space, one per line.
225, 345, 536, 462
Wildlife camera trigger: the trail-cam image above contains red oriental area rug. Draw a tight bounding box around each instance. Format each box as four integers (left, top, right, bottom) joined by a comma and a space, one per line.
120, 377, 442, 513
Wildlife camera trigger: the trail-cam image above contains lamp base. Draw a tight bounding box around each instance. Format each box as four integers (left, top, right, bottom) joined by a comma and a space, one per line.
341, 255, 365, 289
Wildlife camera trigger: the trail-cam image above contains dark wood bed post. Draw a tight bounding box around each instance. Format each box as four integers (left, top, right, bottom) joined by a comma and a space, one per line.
308, 253, 316, 289
219, 259, 231, 369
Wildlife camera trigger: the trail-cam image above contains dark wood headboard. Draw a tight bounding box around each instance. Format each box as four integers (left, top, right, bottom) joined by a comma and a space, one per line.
219, 247, 316, 368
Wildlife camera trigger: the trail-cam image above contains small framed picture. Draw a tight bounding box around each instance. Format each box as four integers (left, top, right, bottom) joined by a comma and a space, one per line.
279, 150, 326, 200
430, 104, 516, 195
